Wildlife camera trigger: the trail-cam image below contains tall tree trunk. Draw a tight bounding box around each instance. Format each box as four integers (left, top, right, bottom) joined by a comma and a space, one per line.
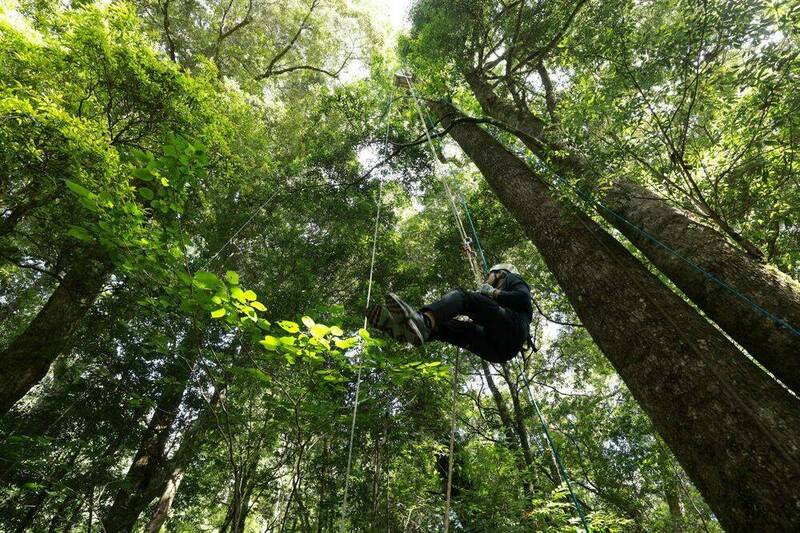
107, 386, 221, 532
664, 476, 684, 533
464, 72, 800, 395
431, 100, 800, 532
500, 363, 562, 487
479, 361, 535, 494
102, 331, 202, 532
0, 250, 111, 414
146, 467, 185, 533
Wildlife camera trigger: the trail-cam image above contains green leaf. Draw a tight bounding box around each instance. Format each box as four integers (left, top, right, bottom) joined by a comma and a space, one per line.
310, 323, 329, 338
132, 168, 153, 181
193, 271, 221, 291
231, 286, 247, 303
358, 328, 370, 339
243, 289, 257, 301
64, 179, 91, 197
139, 187, 154, 200
259, 335, 279, 351
330, 325, 344, 336
278, 320, 300, 333
301, 316, 316, 329
241, 367, 271, 384
334, 337, 358, 350
225, 271, 239, 285
210, 308, 226, 318
251, 301, 267, 312
67, 226, 92, 242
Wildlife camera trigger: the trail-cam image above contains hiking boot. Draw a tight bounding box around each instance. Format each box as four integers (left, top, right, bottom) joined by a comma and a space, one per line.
367, 304, 407, 342
385, 292, 431, 346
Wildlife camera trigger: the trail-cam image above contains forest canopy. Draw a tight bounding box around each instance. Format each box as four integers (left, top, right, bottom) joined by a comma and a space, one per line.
1, 0, 798, 531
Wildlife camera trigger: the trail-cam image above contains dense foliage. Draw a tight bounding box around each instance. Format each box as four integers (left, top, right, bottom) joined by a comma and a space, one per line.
1, 0, 796, 531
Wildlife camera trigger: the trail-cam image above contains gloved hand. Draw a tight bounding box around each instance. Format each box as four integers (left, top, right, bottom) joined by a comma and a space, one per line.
479, 283, 495, 297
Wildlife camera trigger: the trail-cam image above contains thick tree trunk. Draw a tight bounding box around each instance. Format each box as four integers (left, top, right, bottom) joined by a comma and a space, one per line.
602, 181, 800, 393
102, 331, 201, 532
431, 100, 800, 532
0, 250, 111, 414
464, 72, 800, 395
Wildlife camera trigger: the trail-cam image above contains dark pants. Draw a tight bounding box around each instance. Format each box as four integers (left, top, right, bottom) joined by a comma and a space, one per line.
422, 289, 526, 363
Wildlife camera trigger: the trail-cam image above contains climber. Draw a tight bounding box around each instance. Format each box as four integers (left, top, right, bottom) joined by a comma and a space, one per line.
368, 263, 532, 363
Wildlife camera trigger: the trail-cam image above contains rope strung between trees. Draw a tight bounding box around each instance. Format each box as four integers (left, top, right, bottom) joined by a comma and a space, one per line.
525, 156, 800, 338
339, 90, 394, 531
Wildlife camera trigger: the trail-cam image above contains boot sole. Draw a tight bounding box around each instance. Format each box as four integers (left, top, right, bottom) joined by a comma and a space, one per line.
385, 293, 425, 346
367, 304, 406, 342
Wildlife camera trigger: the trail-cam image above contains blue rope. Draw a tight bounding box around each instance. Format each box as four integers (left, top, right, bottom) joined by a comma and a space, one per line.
526, 156, 800, 339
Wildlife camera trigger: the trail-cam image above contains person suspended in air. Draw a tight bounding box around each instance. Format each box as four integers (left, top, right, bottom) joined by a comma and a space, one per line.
368, 263, 532, 363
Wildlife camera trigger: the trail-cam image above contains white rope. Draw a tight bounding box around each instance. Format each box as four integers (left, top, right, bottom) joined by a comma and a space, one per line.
201, 188, 281, 270
443, 349, 460, 532
339, 91, 394, 531
403, 74, 483, 285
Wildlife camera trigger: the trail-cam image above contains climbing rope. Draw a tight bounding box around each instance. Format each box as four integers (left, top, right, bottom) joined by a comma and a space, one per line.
443, 348, 460, 533
339, 90, 394, 531
403, 72, 484, 286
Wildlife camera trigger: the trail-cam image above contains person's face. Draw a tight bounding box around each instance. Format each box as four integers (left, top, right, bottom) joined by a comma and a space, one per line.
486, 270, 506, 287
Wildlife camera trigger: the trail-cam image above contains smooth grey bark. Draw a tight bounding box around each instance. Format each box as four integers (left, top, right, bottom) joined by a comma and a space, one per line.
0, 250, 111, 414
431, 99, 800, 532
464, 72, 800, 395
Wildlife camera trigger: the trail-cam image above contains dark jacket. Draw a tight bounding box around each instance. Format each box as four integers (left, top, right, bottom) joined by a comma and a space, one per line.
494, 272, 533, 344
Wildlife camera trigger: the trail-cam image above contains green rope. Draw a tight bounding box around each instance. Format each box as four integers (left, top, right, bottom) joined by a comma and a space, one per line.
520, 362, 590, 532
458, 192, 590, 532
460, 191, 489, 274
